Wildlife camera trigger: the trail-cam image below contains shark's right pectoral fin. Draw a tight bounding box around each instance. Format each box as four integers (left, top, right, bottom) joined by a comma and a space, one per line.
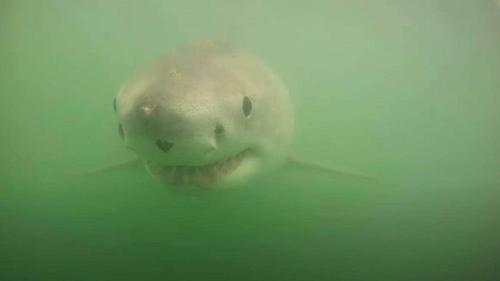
286, 153, 381, 184
72, 157, 143, 176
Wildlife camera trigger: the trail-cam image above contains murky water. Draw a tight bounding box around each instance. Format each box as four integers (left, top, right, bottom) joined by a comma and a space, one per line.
1, 1, 499, 280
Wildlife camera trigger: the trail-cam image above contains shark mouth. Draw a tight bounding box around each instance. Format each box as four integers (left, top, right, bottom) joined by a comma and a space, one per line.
149, 149, 248, 186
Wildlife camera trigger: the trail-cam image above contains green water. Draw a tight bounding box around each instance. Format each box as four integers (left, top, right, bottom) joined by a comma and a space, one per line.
1, 1, 499, 280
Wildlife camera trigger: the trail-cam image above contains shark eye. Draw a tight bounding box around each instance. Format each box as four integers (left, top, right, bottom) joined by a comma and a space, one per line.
156, 140, 173, 153
113, 98, 117, 113
118, 124, 124, 140
242, 96, 252, 117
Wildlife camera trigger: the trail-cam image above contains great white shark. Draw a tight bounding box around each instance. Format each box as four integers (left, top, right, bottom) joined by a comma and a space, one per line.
96, 40, 374, 190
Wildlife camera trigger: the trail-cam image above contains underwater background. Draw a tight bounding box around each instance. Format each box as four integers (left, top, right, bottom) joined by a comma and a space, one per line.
1, 0, 499, 280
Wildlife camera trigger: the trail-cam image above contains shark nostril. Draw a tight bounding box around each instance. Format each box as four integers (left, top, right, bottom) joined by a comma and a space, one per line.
156, 139, 174, 153
214, 124, 224, 135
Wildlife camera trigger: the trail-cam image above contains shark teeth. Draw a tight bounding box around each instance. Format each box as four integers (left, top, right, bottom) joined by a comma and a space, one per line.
154, 150, 247, 186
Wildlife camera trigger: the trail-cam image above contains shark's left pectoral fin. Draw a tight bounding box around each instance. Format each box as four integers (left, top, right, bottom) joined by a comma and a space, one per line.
72, 157, 143, 176
286, 153, 381, 183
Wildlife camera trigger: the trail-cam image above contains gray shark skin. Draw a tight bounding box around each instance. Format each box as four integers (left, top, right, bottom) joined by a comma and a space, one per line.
114, 41, 294, 190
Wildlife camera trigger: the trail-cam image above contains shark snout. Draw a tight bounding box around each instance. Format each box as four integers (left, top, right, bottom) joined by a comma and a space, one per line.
119, 101, 224, 163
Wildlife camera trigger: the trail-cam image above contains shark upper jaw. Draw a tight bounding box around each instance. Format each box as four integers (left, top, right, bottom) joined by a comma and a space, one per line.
145, 149, 251, 188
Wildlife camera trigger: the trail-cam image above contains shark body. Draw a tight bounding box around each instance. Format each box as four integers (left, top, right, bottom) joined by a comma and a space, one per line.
115, 41, 294, 189
108, 41, 376, 190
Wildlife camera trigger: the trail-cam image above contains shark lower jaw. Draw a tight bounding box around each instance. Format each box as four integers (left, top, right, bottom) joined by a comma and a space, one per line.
147, 149, 250, 188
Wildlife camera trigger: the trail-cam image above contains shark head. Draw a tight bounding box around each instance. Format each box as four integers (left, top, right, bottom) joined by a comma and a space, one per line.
114, 42, 294, 189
